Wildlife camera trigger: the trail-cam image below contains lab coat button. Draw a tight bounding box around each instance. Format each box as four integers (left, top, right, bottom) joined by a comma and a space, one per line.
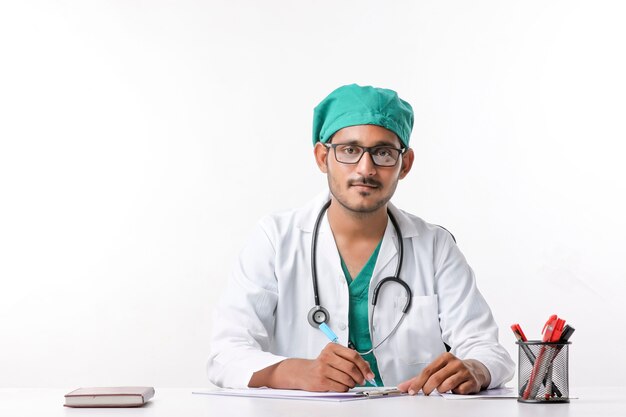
338, 323, 347, 330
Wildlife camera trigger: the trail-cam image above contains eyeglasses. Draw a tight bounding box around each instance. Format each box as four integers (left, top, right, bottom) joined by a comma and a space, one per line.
324, 143, 405, 167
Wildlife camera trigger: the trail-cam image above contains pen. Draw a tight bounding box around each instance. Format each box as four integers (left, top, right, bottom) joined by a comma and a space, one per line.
360, 388, 404, 397
319, 323, 378, 387
512, 324, 537, 395
511, 324, 535, 361
545, 325, 575, 399
558, 325, 575, 344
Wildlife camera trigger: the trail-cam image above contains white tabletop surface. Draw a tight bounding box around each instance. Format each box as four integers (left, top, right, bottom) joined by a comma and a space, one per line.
1, 387, 624, 417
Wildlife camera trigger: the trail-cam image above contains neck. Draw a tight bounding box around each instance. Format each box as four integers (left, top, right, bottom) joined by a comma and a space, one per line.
326, 198, 388, 241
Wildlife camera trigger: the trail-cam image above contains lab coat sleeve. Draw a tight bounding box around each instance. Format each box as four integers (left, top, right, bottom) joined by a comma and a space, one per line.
434, 233, 515, 389
206, 218, 287, 388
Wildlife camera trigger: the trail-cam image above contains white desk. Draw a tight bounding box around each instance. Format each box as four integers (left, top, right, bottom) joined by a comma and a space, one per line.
1, 388, 624, 417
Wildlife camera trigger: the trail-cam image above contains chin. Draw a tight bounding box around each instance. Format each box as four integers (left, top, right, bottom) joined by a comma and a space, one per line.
345, 198, 388, 214
329, 185, 390, 214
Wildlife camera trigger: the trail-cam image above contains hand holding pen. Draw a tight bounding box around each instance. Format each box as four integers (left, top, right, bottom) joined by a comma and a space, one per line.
248, 323, 376, 391
303, 342, 376, 391
248, 343, 376, 392
318, 323, 378, 387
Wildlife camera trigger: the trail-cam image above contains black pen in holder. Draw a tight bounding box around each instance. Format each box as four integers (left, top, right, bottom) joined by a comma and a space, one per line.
517, 341, 571, 403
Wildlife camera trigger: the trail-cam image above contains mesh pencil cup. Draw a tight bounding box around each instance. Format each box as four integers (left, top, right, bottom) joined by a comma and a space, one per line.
516, 341, 570, 403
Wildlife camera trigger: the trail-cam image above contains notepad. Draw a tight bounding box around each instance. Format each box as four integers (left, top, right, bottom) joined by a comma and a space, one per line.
64, 387, 155, 407
192, 387, 407, 402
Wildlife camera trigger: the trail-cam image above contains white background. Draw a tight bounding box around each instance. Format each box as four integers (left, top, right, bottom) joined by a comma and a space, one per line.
1, 1, 625, 388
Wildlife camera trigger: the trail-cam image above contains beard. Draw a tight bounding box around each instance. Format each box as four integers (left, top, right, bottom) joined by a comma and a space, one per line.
327, 174, 398, 217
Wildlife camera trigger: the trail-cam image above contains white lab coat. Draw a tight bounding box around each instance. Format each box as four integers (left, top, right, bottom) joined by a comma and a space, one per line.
207, 191, 514, 389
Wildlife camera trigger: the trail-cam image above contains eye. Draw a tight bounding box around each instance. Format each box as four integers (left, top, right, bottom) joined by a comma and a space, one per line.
374, 147, 393, 157
338, 145, 358, 155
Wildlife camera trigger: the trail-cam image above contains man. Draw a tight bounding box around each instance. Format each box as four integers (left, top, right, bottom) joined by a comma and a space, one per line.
207, 84, 514, 395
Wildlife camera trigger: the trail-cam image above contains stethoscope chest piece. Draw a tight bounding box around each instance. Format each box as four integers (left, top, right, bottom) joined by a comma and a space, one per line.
307, 305, 330, 327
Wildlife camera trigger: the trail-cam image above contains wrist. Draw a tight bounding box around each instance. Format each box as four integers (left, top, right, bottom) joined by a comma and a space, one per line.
464, 359, 491, 390
271, 358, 307, 389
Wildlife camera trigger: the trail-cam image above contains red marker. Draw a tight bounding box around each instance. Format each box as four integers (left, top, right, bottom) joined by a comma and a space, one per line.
542, 315, 566, 342
511, 324, 528, 342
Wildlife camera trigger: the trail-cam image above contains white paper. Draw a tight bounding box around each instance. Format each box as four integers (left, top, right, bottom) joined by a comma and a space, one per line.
192, 387, 407, 402
439, 387, 517, 400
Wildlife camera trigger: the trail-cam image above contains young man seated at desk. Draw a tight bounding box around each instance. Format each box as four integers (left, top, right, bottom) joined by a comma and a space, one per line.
207, 84, 514, 395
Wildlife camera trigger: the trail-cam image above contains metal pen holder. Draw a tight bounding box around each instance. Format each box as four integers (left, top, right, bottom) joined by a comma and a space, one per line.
517, 341, 570, 403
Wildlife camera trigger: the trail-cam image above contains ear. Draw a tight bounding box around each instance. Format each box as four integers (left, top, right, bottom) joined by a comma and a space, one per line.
398, 148, 414, 180
314, 142, 329, 173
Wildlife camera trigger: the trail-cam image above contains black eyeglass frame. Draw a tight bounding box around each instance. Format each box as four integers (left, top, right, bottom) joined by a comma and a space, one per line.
323, 143, 407, 167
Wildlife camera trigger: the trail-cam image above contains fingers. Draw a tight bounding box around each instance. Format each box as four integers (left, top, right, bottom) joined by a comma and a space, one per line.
313, 343, 373, 390
451, 380, 479, 395
437, 371, 470, 394
399, 353, 452, 395
399, 352, 482, 396
332, 344, 375, 382
323, 364, 361, 390
420, 364, 458, 395
305, 369, 352, 392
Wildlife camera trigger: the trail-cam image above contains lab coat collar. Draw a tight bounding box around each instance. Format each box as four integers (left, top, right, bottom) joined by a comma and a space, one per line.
296, 189, 420, 239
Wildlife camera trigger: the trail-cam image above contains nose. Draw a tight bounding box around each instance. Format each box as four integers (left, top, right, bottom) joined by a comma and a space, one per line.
356, 150, 377, 177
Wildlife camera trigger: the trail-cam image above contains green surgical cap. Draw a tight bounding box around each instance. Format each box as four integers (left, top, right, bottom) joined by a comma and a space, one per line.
312, 84, 414, 147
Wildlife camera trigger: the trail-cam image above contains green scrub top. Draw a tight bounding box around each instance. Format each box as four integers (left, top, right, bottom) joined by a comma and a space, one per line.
339, 239, 385, 387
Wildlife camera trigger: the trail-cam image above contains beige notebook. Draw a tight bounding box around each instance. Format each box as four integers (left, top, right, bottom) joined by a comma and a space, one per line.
64, 386, 155, 408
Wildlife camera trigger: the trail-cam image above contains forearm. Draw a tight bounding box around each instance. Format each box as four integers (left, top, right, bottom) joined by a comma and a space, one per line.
249, 358, 310, 389
435, 238, 514, 389
249, 344, 371, 392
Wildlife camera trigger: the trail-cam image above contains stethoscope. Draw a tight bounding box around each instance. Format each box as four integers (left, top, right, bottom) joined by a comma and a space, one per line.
307, 200, 413, 355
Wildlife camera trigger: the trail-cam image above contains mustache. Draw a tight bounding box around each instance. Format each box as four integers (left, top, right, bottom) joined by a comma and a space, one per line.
348, 177, 381, 188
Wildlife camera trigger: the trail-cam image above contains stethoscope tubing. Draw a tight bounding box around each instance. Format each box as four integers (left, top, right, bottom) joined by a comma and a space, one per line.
309, 199, 412, 354
310, 200, 331, 308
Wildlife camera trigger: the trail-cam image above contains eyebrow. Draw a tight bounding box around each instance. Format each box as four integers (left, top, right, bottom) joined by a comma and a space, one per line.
335, 139, 401, 148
